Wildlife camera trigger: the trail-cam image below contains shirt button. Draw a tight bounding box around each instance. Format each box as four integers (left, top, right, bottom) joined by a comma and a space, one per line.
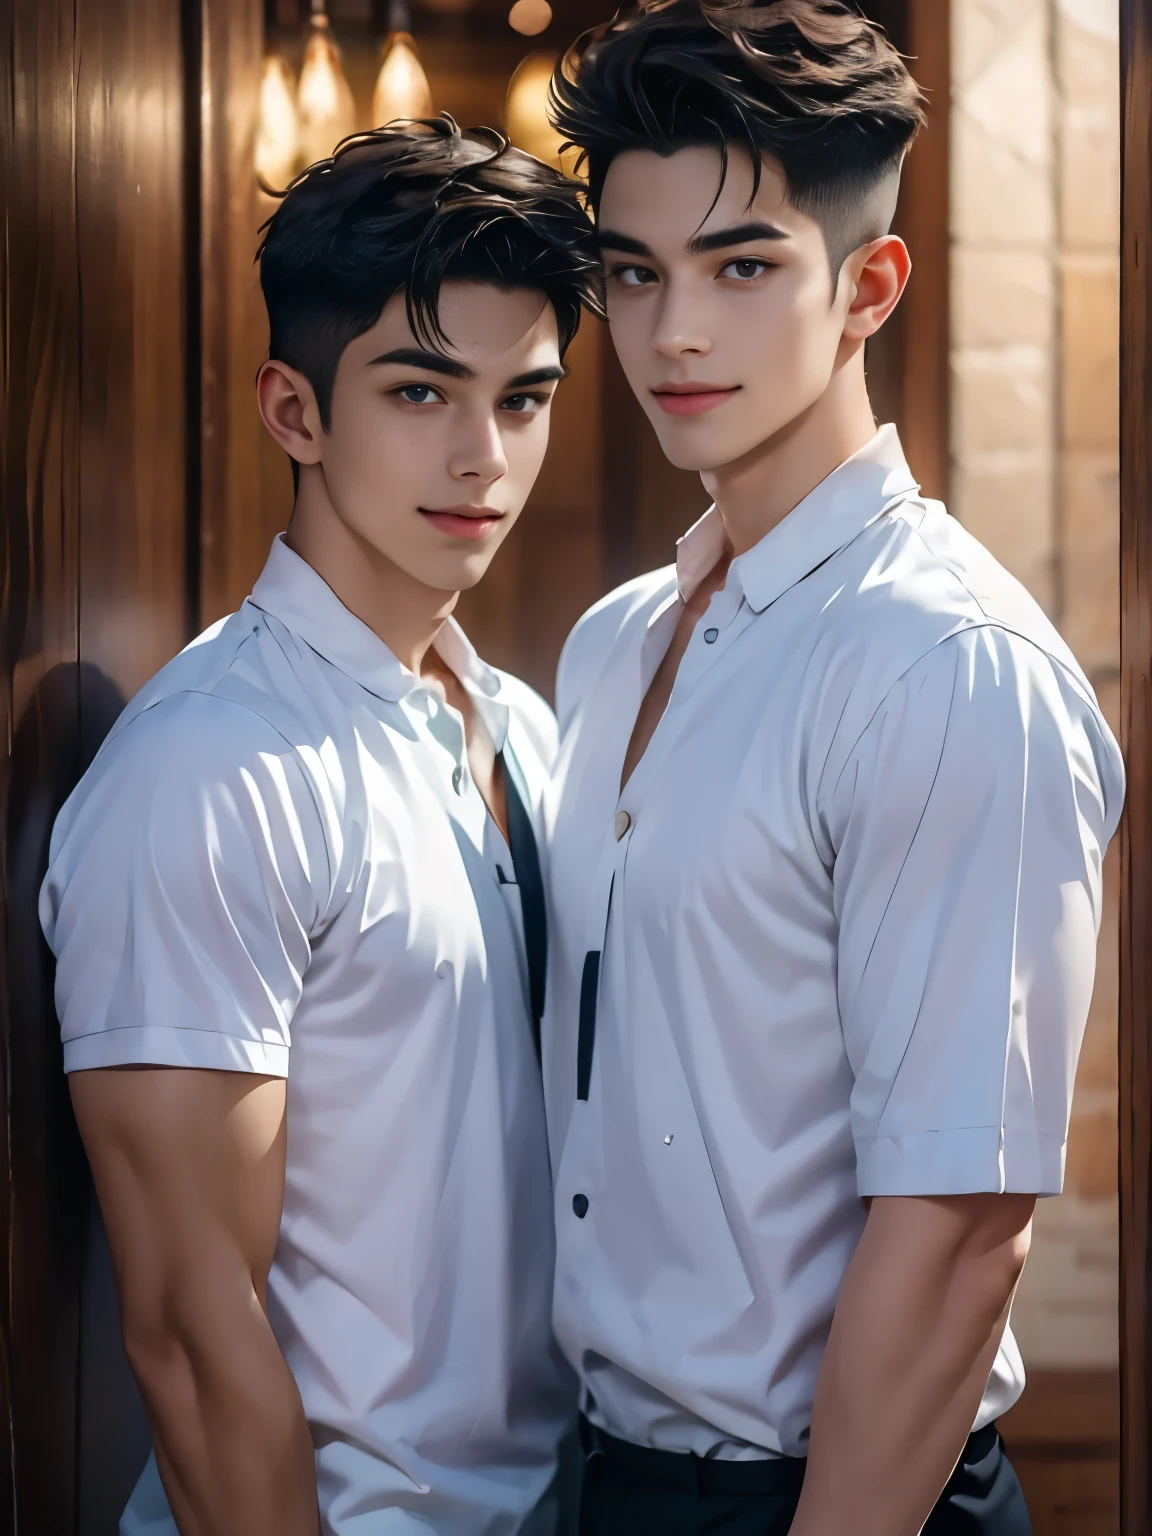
572, 1193, 589, 1219
704, 627, 719, 644
452, 764, 464, 794
614, 809, 631, 840
481, 673, 500, 698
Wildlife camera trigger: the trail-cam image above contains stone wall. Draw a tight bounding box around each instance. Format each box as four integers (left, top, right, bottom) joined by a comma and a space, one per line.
949, 0, 1121, 1367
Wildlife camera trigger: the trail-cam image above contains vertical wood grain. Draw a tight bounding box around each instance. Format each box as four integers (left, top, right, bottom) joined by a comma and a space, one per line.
1, 0, 190, 1529
199, 0, 294, 628
859, 0, 951, 503
1120, 3, 1152, 1530
1, 3, 85, 1528
898, 0, 950, 504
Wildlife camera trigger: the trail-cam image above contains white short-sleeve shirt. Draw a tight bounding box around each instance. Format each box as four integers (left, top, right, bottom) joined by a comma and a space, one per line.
543, 426, 1125, 1462
41, 535, 575, 1535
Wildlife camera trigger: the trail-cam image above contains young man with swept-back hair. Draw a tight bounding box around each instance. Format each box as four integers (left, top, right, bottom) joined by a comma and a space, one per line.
543, 3, 1125, 1533
40, 118, 600, 1535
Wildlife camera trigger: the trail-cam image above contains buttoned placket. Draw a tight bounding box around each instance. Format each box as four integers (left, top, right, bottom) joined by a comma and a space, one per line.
573, 570, 756, 1109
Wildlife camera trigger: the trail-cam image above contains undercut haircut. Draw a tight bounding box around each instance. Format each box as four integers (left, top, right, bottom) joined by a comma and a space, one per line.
549, 0, 927, 273
258, 115, 603, 429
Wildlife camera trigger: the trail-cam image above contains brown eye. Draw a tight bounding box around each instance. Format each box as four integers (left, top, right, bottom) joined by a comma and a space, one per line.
616, 265, 658, 287
397, 384, 441, 405
722, 258, 769, 281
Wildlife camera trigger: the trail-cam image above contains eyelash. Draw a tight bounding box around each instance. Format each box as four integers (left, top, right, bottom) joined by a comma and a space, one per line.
609, 257, 775, 287
391, 384, 551, 413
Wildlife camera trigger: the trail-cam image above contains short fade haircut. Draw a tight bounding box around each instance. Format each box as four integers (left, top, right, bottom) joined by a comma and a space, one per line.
258, 115, 603, 429
549, 0, 927, 273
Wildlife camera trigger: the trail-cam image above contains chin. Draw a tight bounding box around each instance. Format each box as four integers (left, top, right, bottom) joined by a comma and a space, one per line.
652, 424, 757, 476
436, 549, 501, 593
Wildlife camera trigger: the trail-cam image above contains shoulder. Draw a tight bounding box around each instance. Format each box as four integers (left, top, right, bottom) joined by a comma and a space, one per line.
50, 622, 337, 874
822, 621, 1125, 844
808, 498, 1108, 767
556, 566, 677, 731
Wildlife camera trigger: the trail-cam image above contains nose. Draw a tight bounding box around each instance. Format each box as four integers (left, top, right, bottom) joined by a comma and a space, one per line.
447, 408, 508, 485
650, 278, 712, 361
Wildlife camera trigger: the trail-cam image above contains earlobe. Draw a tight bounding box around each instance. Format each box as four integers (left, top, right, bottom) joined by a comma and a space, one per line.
256, 361, 325, 465
843, 235, 912, 342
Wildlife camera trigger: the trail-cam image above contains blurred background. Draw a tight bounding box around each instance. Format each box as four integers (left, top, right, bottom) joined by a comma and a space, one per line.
0, 0, 1123, 1531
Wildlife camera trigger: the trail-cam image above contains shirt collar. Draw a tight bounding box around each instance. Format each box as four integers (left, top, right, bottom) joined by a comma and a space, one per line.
675, 424, 920, 613
248, 534, 506, 720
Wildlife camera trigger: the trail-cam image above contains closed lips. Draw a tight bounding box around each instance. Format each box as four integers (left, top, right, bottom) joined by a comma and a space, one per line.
651, 384, 741, 416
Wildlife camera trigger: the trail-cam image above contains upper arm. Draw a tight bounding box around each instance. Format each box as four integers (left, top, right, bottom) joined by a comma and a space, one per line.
71, 1067, 287, 1352
824, 628, 1123, 1199
41, 692, 329, 1077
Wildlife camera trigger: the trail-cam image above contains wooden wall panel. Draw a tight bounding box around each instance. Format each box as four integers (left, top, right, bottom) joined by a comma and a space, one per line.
861, 0, 951, 504
1119, 3, 1152, 1532
1, 0, 190, 1529
199, 0, 293, 627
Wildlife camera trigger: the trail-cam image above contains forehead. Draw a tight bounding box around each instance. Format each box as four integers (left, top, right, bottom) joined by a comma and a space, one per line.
598, 145, 822, 252
349, 281, 559, 369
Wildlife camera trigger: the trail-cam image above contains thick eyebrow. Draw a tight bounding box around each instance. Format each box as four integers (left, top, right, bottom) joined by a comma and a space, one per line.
366, 346, 475, 379
597, 220, 789, 260
687, 220, 789, 254
505, 365, 568, 389
597, 230, 653, 257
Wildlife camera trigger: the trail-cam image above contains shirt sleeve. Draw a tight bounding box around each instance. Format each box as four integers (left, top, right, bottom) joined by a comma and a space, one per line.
822, 625, 1124, 1198
40, 690, 331, 1077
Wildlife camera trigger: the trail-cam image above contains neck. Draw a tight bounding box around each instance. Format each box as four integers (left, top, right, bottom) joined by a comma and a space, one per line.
285, 464, 456, 676
701, 348, 879, 557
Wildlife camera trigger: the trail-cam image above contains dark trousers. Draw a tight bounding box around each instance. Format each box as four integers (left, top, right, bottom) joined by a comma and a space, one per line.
579, 1418, 1033, 1535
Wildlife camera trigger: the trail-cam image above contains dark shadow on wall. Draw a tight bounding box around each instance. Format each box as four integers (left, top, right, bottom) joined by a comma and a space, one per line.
6, 662, 150, 1535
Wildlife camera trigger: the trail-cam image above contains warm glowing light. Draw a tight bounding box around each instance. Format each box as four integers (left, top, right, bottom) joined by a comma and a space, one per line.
508, 0, 552, 36
296, 18, 356, 167
255, 54, 300, 189
372, 32, 433, 125
506, 52, 574, 172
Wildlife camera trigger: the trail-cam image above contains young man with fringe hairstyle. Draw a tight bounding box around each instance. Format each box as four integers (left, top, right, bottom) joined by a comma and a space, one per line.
542, 4, 1124, 1533
41, 118, 600, 1535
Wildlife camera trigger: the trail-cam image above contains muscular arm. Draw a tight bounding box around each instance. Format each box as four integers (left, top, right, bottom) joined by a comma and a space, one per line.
788, 1192, 1035, 1536
71, 1067, 319, 1536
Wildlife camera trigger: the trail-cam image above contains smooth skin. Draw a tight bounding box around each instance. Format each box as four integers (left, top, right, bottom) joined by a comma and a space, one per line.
70, 281, 567, 1534
602, 143, 1036, 1536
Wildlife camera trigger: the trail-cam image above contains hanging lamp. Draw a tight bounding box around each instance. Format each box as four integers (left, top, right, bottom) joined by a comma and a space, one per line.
372, 0, 434, 125
296, 0, 357, 166
255, 52, 300, 190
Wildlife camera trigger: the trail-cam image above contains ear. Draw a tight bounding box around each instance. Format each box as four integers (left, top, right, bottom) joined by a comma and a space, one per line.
256, 360, 326, 465
840, 235, 912, 343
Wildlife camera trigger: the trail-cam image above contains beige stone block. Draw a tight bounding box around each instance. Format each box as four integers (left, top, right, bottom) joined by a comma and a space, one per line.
952, 250, 1053, 350
1057, 7, 1121, 108
953, 0, 1049, 97
1058, 17, 1121, 246
953, 348, 1053, 456
1061, 110, 1121, 249
1011, 1194, 1118, 1368
1065, 1106, 1119, 1201
1076, 845, 1119, 1096
952, 118, 1055, 248
1094, 672, 1120, 741
1060, 450, 1119, 669
951, 455, 1055, 609
1062, 256, 1120, 448
958, 11, 1052, 163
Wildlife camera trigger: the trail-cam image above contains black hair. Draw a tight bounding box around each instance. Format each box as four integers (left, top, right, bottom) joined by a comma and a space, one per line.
550, 0, 927, 272
258, 115, 603, 430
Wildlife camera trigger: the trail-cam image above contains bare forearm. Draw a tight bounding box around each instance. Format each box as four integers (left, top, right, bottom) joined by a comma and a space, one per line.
131, 1306, 319, 1536
789, 1195, 1031, 1536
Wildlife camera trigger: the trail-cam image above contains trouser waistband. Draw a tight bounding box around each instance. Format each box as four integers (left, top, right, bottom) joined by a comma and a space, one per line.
579, 1414, 1000, 1500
